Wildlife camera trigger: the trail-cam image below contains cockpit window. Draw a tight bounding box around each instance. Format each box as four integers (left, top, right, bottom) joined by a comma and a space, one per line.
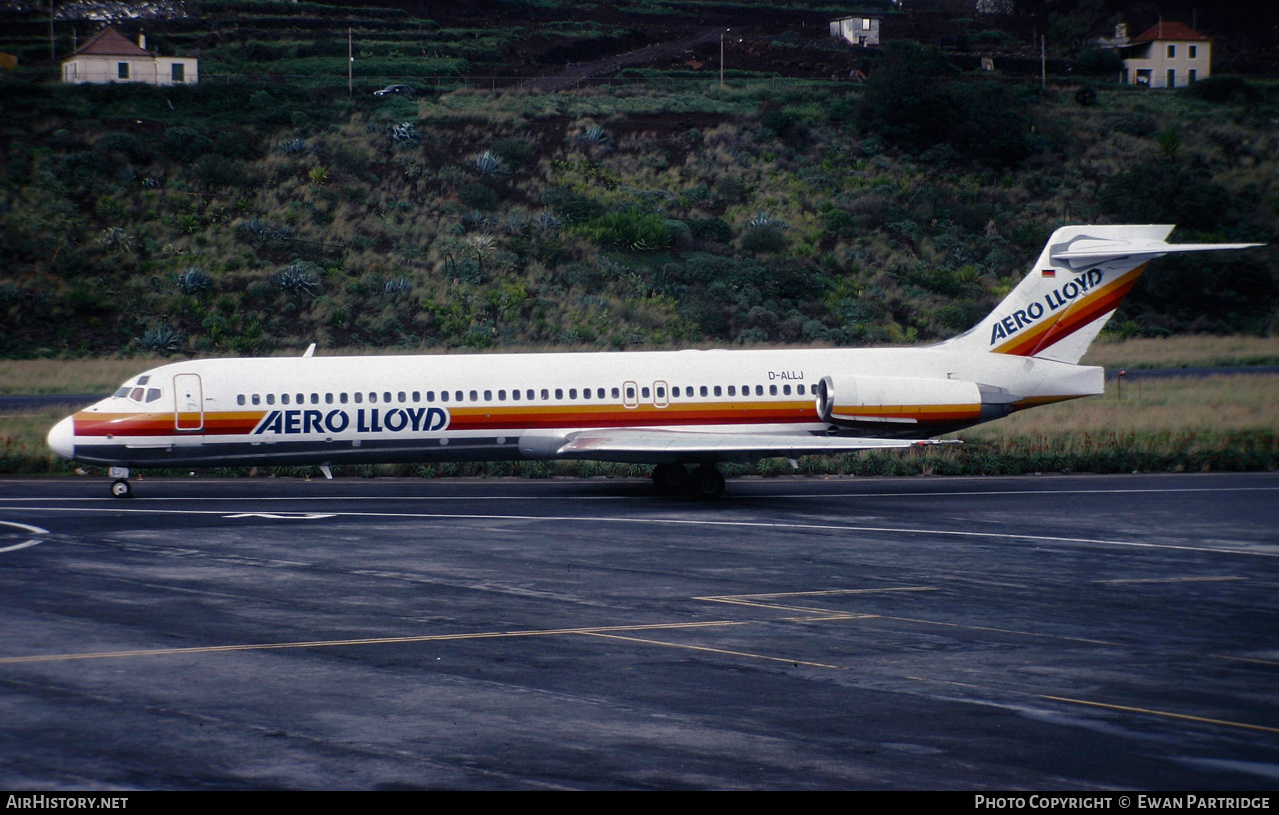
145, 388, 162, 403
137, 376, 150, 385
129, 387, 145, 401
114, 387, 131, 398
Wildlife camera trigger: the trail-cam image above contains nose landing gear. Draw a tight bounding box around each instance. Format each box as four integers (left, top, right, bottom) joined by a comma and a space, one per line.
108, 466, 133, 499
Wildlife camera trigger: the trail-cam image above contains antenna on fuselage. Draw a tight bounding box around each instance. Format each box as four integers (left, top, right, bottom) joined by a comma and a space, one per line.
302, 343, 317, 358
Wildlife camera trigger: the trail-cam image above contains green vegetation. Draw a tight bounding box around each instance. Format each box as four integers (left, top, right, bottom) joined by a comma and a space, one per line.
2, 64, 1274, 359
1, 1, 1276, 477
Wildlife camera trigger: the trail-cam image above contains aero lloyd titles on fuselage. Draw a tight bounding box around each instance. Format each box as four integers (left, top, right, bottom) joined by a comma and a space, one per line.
252, 407, 450, 436
989, 268, 1105, 345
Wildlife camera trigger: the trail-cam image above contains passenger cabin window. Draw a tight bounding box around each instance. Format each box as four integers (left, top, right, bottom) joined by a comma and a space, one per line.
498, 390, 506, 401
470, 390, 478, 402
798, 384, 806, 395
597, 388, 605, 399
384, 392, 391, 403
326, 393, 334, 404
612, 387, 620, 399
455, 391, 463, 402
354, 393, 362, 404
237, 395, 246, 406
568, 389, 577, 399
266, 394, 275, 405
541, 389, 549, 400
340, 393, 348, 404
641, 387, 650, 398
440, 391, 448, 402
282, 394, 290, 405
311, 394, 319, 404
700, 386, 708, 397
673, 386, 681, 397
555, 389, 563, 400
727, 386, 735, 396
713, 386, 722, 397
253, 395, 261, 406
755, 385, 764, 396
369, 393, 377, 403
511, 390, 519, 401
484, 390, 492, 401
398, 392, 406, 403
769, 385, 777, 395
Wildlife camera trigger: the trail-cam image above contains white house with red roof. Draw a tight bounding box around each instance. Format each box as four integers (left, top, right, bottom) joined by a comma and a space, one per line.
1119, 21, 1211, 88
61, 27, 198, 86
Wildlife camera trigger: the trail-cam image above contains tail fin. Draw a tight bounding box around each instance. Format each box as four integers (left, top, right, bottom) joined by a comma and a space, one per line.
941, 224, 1261, 364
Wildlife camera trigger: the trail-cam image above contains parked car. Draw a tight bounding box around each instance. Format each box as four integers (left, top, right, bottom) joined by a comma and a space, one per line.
374, 84, 415, 97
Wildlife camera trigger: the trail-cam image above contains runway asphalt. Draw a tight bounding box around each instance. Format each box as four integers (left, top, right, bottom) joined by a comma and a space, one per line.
0, 472, 1276, 790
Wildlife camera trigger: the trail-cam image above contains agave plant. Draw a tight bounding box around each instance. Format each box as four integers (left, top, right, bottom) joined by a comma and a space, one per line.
98, 227, 132, 251
278, 138, 308, 156
575, 124, 611, 147
272, 262, 320, 294
308, 166, 330, 185
389, 122, 419, 146
471, 150, 509, 177
383, 277, 412, 295
136, 324, 185, 356
174, 267, 213, 294
746, 212, 790, 230
533, 213, 564, 233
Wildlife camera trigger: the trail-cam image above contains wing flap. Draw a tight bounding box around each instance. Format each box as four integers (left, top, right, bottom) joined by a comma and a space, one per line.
554, 428, 956, 463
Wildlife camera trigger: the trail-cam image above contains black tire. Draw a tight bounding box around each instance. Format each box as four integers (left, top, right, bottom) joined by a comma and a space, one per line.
688, 466, 725, 499
652, 463, 689, 494
111, 479, 132, 499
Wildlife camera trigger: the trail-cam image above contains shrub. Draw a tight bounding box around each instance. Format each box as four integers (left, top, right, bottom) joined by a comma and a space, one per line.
580, 210, 672, 252
741, 225, 787, 254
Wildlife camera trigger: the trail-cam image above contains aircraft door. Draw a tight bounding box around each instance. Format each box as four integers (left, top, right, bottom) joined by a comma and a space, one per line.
173, 373, 204, 431
622, 381, 639, 409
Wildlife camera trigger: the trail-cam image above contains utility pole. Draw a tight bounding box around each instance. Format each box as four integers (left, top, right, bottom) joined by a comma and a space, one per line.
49, 0, 55, 60
720, 28, 729, 89
1041, 34, 1046, 89
348, 27, 353, 98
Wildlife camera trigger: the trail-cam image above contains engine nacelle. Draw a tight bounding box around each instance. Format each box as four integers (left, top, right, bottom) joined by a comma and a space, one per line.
815, 374, 990, 427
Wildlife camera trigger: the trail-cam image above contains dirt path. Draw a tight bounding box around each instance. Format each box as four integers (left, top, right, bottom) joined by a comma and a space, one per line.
521, 26, 726, 92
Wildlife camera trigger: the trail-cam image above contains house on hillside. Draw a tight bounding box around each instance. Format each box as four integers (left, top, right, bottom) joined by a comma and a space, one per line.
1117, 21, 1210, 88
61, 27, 198, 86
830, 15, 882, 47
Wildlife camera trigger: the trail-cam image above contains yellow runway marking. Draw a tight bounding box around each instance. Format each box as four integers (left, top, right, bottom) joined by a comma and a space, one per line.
1210, 654, 1279, 667
580, 632, 840, 670
0, 620, 746, 665
1094, 576, 1248, 584
697, 586, 935, 615
1041, 695, 1279, 735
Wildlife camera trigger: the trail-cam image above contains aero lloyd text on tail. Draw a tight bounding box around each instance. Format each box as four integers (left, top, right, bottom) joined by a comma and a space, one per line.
48, 225, 1261, 498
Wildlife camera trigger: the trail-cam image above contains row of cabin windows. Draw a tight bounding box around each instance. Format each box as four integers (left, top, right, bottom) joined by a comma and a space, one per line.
234, 382, 809, 407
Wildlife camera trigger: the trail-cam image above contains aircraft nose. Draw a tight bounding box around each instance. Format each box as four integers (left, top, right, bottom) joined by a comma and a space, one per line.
47, 416, 75, 460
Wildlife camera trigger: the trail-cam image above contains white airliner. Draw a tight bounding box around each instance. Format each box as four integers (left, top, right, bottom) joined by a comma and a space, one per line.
47, 225, 1259, 498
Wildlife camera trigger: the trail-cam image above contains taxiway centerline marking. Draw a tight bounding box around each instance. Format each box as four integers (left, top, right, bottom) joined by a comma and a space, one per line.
3, 505, 1274, 559
0, 620, 747, 665
579, 631, 840, 669
1041, 695, 1279, 735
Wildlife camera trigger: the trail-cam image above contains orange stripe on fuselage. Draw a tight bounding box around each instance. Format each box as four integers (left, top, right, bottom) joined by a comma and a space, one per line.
73, 411, 265, 437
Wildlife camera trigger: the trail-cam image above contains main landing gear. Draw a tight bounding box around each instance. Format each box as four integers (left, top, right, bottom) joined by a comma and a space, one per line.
652, 463, 725, 499
108, 466, 133, 499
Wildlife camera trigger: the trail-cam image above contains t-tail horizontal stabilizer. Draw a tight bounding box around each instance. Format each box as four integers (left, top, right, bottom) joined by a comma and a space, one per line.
943, 225, 1263, 365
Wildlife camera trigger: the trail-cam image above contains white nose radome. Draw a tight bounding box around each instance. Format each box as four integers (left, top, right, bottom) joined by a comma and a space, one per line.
47, 416, 75, 460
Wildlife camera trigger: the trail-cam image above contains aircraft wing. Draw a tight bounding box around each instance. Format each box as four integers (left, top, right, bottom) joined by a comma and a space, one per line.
550, 428, 957, 464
